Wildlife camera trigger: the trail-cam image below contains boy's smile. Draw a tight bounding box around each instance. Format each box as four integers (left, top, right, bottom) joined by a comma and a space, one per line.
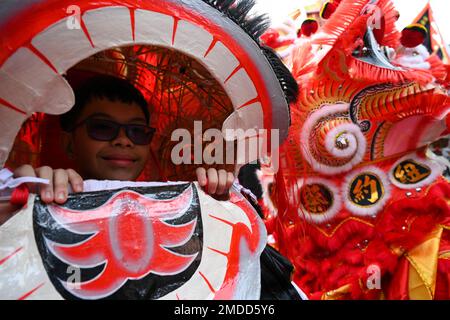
69, 97, 150, 181
100, 153, 137, 167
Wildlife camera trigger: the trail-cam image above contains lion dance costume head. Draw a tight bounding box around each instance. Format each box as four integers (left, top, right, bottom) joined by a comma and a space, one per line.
265, 0, 450, 299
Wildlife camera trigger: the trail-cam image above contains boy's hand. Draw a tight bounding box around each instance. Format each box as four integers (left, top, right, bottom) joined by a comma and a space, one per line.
12, 165, 234, 204
13, 165, 84, 204
195, 167, 234, 197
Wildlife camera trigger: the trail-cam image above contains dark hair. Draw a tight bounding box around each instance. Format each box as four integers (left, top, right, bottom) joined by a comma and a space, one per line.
60, 75, 150, 131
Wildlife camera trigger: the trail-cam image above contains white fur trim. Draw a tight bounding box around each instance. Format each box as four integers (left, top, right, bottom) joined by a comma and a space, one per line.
389, 152, 445, 189
394, 45, 431, 70
292, 177, 342, 225
300, 103, 366, 175
344, 166, 391, 217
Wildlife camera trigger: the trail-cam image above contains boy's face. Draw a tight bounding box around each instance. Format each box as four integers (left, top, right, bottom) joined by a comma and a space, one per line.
68, 97, 150, 181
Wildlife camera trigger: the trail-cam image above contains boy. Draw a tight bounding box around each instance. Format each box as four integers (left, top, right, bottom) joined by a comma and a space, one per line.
9, 75, 234, 206
0, 76, 302, 300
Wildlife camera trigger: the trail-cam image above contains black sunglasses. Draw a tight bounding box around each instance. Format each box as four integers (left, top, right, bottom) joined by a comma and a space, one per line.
71, 117, 156, 145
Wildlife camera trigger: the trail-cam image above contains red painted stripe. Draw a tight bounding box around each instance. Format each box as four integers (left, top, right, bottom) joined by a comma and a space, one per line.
17, 283, 45, 300
238, 97, 260, 110
27, 44, 58, 74
0, 247, 23, 266
199, 271, 216, 294
207, 246, 228, 257
208, 215, 234, 227
203, 38, 218, 58
80, 15, 95, 48
224, 64, 241, 84
0, 97, 27, 115
129, 8, 136, 42
171, 17, 180, 46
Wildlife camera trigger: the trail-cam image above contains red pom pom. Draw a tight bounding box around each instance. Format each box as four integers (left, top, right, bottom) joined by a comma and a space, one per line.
301, 19, 319, 37
401, 24, 427, 48
10, 184, 29, 206
260, 28, 280, 47
320, 1, 338, 20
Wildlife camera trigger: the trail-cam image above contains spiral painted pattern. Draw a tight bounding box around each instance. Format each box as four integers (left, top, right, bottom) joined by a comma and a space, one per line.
300, 103, 367, 175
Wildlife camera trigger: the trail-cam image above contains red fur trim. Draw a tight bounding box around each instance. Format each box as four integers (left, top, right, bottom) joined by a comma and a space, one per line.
264, 216, 275, 234
283, 182, 450, 299
327, 264, 355, 286
438, 259, 450, 274
338, 15, 370, 55
309, 292, 323, 300
427, 54, 447, 81
364, 240, 399, 274
306, 219, 375, 252
313, 0, 370, 48
342, 248, 364, 265
316, 48, 350, 81
349, 56, 434, 84
376, 0, 401, 48
443, 64, 450, 89
285, 217, 380, 297
376, 182, 450, 251
435, 258, 450, 299
260, 28, 279, 47
290, 41, 317, 82
260, 28, 295, 49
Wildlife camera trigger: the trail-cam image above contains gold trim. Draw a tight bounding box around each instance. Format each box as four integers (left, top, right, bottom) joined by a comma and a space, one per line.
314, 216, 375, 238
405, 226, 443, 300
321, 284, 352, 300
439, 251, 450, 260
